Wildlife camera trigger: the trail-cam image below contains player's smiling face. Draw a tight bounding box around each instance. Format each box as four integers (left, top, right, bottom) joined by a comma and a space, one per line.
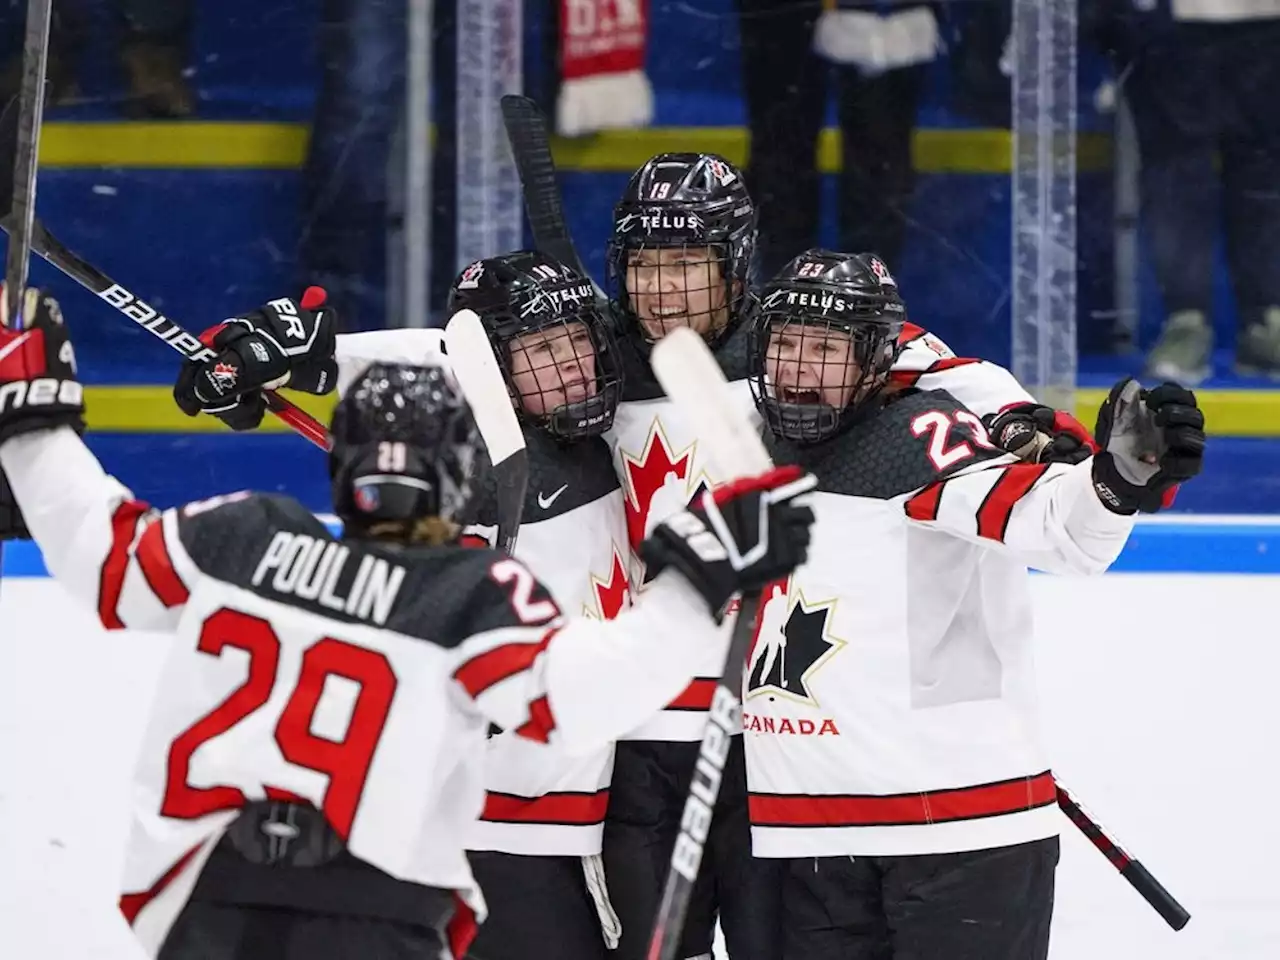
625, 245, 729, 340
506, 320, 599, 416
765, 322, 860, 410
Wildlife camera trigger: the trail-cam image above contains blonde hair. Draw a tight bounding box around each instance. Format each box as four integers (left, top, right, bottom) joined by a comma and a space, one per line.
364, 516, 460, 546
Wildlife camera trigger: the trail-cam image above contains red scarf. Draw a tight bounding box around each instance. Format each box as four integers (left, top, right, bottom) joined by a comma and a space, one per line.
557, 0, 653, 136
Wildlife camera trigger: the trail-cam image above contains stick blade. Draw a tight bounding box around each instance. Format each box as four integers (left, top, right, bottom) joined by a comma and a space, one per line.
444, 309, 523, 465
650, 327, 772, 478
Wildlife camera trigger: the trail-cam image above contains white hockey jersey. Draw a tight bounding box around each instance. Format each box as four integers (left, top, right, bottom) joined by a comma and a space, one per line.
603, 324, 1046, 743
743, 388, 1134, 859
0, 426, 728, 957
332, 331, 630, 857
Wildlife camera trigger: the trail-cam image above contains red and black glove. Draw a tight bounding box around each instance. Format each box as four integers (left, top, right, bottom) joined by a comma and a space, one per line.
173, 287, 338, 431
983, 403, 1098, 465
640, 466, 817, 619
0, 287, 85, 541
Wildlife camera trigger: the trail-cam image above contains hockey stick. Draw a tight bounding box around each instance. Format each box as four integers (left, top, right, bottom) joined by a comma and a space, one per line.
444, 309, 527, 553
1055, 780, 1190, 930
0, 0, 53, 586
645, 327, 776, 960
3, 0, 50, 329
499, 95, 593, 285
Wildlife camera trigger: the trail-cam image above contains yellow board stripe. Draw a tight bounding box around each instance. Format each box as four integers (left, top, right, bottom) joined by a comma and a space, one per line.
37, 122, 1111, 175
82, 385, 1278, 437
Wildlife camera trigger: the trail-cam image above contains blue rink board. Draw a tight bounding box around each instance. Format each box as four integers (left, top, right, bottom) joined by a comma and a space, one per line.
3, 520, 1279, 578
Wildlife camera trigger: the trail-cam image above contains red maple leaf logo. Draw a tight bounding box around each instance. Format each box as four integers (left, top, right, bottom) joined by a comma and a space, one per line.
620, 424, 694, 550
590, 548, 632, 621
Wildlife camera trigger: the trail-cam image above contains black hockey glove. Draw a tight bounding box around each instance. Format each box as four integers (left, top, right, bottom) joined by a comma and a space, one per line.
1092, 378, 1205, 515
173, 287, 338, 431
983, 403, 1095, 465
0, 287, 85, 541
640, 465, 817, 618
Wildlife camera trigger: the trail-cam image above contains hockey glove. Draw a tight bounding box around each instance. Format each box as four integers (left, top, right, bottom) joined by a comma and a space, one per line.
173, 287, 338, 431
983, 403, 1096, 465
640, 465, 817, 618
1092, 378, 1205, 515
0, 287, 85, 541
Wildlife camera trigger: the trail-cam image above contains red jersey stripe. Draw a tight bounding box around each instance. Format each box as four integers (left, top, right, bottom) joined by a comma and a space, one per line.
514, 695, 557, 743
749, 771, 1056, 828
135, 520, 190, 608
98, 500, 150, 629
481, 788, 609, 826
905, 481, 944, 523
453, 629, 555, 699
667, 677, 718, 711
975, 463, 1050, 542
119, 843, 202, 925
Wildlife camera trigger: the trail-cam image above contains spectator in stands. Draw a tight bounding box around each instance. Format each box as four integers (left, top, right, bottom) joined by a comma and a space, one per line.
736, 0, 940, 279
1090, 0, 1280, 383
298, 0, 407, 332
0, 0, 193, 117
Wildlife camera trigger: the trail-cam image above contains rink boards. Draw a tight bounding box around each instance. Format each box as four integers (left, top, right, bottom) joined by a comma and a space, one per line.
5, 514, 1280, 576
1, 518, 1277, 959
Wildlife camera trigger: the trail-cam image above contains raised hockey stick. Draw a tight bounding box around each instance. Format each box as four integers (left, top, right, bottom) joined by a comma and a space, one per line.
499, 95, 593, 285
1055, 780, 1190, 930
645, 327, 776, 960
444, 309, 527, 553
0, 0, 53, 584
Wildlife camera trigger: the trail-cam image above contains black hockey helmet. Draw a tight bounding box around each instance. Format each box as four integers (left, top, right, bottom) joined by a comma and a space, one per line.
606, 152, 757, 348
329, 362, 480, 537
447, 250, 622, 439
746, 249, 906, 443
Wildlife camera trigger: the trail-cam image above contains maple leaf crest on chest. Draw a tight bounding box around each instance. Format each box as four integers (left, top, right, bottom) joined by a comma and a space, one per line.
585, 546, 632, 620
618, 420, 698, 550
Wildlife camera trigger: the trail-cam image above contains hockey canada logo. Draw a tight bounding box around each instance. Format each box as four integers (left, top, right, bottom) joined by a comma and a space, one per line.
868, 256, 897, 287
705, 157, 736, 186
457, 260, 485, 289
584, 547, 632, 620
746, 582, 844, 707
206, 361, 239, 396
619, 422, 697, 552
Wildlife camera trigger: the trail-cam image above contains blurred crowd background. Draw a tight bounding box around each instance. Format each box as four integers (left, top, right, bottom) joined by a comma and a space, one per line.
1, 0, 1276, 513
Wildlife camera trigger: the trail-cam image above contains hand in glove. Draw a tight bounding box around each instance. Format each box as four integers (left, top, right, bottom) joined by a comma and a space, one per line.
640, 465, 816, 618
173, 287, 338, 431
0, 286, 85, 541
1091, 379, 1205, 514
983, 403, 1097, 465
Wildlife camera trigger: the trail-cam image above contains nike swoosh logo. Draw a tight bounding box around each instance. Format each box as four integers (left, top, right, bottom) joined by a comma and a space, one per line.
0, 331, 33, 366
538, 484, 569, 509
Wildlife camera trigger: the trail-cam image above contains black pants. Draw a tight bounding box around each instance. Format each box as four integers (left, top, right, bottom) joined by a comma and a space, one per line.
1123, 21, 1280, 328
159, 901, 445, 960
602, 736, 781, 960
780, 836, 1059, 960
160, 802, 455, 960
465, 852, 608, 960
736, 0, 926, 279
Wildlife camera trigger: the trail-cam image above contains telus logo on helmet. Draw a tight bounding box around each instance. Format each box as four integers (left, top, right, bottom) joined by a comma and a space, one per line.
670, 685, 739, 882
616, 212, 704, 235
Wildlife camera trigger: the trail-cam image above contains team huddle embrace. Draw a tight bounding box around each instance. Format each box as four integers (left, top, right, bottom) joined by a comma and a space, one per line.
0, 151, 1205, 960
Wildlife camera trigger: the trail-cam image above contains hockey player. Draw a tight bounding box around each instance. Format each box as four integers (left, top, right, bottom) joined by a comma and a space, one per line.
0, 287, 817, 960
445, 253, 632, 960
741, 250, 1205, 960
600, 152, 1098, 960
